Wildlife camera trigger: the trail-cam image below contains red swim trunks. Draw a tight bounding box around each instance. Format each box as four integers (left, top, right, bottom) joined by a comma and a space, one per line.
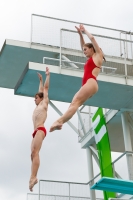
32, 127, 47, 138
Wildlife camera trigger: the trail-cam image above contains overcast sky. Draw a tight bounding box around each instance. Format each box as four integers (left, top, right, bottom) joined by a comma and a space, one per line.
0, 0, 133, 200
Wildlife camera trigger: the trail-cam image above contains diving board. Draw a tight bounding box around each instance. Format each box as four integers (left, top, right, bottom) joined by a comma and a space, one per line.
1, 39, 133, 110
91, 177, 133, 195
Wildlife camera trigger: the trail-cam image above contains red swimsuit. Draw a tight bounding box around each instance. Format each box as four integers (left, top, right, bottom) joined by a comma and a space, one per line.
82, 57, 101, 86
32, 127, 47, 138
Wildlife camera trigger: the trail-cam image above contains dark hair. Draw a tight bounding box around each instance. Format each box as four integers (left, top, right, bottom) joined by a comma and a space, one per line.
83, 43, 106, 62
35, 92, 43, 98
84, 43, 96, 52
100, 48, 106, 62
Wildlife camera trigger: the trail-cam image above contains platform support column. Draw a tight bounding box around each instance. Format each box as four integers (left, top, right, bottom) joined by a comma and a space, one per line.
86, 147, 96, 200
121, 112, 133, 180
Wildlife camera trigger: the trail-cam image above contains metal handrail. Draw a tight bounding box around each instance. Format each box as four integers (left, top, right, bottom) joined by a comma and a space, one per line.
43, 57, 85, 65
61, 28, 133, 42
39, 151, 133, 186
39, 179, 88, 185
43, 57, 117, 72
32, 14, 133, 35
87, 151, 133, 185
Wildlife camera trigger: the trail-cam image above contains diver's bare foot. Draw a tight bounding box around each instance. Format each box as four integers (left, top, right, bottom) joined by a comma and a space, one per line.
50, 121, 63, 132
29, 177, 38, 192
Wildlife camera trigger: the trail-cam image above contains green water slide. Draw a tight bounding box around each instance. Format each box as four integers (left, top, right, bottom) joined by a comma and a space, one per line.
92, 108, 116, 200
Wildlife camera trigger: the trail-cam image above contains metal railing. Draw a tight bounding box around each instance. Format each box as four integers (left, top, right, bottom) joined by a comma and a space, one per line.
27, 152, 133, 200
43, 57, 118, 75
31, 14, 133, 46
60, 29, 133, 78
31, 14, 133, 79
42, 33, 133, 78
78, 108, 118, 141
